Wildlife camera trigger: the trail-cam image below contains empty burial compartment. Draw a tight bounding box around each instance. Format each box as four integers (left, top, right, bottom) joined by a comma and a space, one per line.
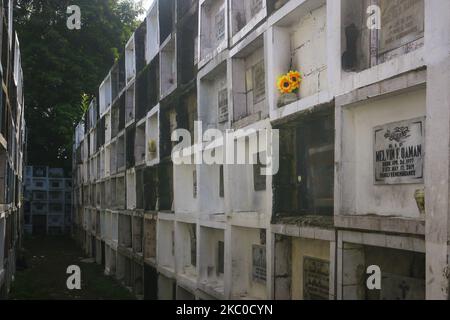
199, 226, 225, 297
159, 0, 175, 44
125, 124, 136, 169
173, 164, 197, 214
176, 222, 197, 280
135, 58, 159, 121
115, 175, 126, 210
341, 243, 425, 300
230, 227, 267, 299
198, 61, 228, 130
135, 167, 158, 211
132, 215, 143, 254
134, 21, 146, 74
126, 169, 136, 210
199, 0, 228, 67
177, 7, 198, 86
99, 73, 112, 117
157, 219, 175, 272
144, 217, 157, 262
134, 119, 146, 166
109, 140, 117, 175
125, 84, 135, 126
159, 103, 177, 160
125, 34, 136, 84
231, 33, 267, 127
158, 163, 174, 212
274, 106, 335, 218
145, 2, 160, 64
160, 35, 177, 99
229, 0, 267, 45
117, 133, 126, 172
111, 57, 125, 102
118, 213, 132, 249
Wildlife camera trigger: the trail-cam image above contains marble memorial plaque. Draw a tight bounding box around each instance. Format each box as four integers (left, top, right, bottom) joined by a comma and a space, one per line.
374, 117, 425, 185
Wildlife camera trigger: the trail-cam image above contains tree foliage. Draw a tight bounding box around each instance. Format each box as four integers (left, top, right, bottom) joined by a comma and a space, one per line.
14, 0, 143, 172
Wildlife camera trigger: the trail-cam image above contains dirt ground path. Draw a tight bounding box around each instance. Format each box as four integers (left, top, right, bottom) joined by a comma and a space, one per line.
9, 236, 135, 300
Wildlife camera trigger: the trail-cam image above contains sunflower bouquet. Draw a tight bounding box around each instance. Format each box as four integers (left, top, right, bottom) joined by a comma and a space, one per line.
277, 70, 302, 94
276, 70, 302, 107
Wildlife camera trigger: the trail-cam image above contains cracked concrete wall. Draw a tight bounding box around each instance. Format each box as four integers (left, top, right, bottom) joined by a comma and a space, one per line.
424, 0, 450, 300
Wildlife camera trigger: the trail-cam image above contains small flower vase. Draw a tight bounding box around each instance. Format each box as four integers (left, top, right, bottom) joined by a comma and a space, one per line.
277, 93, 298, 108
148, 140, 157, 159
414, 189, 425, 216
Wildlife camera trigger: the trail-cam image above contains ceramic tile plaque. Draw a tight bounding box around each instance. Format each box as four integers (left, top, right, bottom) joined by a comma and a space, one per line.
374, 117, 425, 185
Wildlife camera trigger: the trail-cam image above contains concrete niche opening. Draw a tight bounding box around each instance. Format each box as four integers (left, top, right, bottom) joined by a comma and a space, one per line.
160, 36, 177, 99
159, 0, 175, 45
341, 0, 424, 72
230, 0, 267, 45
198, 61, 228, 130
341, 243, 425, 300
230, 227, 267, 299
274, 235, 332, 300
145, 3, 159, 64
199, 0, 228, 67
125, 84, 135, 126
111, 58, 125, 102
231, 33, 267, 128
199, 226, 225, 298
269, 0, 327, 110
274, 106, 334, 219
134, 120, 146, 166
125, 35, 136, 84
144, 217, 157, 263
157, 219, 175, 272
176, 222, 197, 281
177, 10, 198, 86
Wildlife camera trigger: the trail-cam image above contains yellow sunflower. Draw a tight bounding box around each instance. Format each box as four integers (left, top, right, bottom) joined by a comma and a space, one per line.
287, 70, 301, 90
277, 75, 293, 94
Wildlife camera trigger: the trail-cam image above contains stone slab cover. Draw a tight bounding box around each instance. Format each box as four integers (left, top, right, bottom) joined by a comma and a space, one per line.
379, 0, 424, 53
380, 273, 425, 300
